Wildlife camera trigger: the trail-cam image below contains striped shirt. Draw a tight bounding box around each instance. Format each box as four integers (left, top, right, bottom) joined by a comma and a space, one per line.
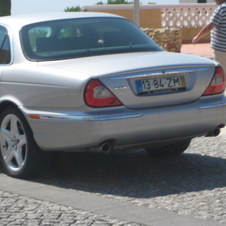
210, 2, 226, 52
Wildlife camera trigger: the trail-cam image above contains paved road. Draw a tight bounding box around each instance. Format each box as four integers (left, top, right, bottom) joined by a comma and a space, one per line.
1, 128, 226, 225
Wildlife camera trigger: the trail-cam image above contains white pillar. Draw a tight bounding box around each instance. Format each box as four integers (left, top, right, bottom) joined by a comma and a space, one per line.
133, 0, 140, 27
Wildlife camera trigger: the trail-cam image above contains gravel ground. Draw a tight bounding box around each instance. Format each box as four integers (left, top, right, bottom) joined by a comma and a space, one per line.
1, 129, 226, 225
0, 191, 140, 226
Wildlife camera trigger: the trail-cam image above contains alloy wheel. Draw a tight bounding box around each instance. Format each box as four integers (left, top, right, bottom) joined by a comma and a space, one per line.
0, 113, 27, 173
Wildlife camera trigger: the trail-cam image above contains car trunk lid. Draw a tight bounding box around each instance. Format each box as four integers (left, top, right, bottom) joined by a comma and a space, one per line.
38, 51, 217, 109
99, 65, 215, 108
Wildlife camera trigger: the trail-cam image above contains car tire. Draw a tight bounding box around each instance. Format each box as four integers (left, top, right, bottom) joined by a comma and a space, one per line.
145, 139, 191, 157
0, 106, 43, 178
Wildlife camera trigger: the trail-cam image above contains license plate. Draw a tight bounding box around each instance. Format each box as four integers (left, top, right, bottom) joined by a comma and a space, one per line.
136, 76, 186, 93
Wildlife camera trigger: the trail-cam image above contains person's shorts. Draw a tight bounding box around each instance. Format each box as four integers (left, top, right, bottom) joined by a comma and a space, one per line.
214, 49, 226, 79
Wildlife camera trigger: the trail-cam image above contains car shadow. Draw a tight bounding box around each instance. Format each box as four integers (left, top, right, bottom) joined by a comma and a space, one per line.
23, 148, 226, 199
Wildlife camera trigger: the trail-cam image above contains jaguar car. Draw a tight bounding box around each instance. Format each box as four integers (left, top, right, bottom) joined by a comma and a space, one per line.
0, 12, 225, 178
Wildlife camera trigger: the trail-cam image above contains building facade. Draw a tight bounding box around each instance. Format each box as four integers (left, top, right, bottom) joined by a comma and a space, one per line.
180, 0, 214, 3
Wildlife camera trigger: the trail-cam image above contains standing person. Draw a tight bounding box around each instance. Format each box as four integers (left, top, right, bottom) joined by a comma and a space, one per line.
192, 0, 226, 76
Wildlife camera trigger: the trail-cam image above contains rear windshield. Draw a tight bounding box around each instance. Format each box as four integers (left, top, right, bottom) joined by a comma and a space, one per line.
21, 17, 163, 61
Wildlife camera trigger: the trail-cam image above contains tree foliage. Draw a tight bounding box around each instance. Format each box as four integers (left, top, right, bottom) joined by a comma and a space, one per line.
96, 0, 133, 4
107, 0, 133, 3
64, 5, 81, 12
96, 1, 104, 4
95, 1, 156, 4
0, 0, 11, 16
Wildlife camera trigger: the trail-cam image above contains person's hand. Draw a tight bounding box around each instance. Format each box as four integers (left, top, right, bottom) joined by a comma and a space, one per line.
192, 36, 200, 44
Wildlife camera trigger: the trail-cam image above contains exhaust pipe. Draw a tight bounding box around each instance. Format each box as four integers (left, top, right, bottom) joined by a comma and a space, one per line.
206, 128, 221, 137
89, 141, 113, 153
99, 142, 113, 152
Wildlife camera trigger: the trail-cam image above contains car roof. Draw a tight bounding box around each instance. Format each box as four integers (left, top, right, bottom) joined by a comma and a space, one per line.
0, 12, 123, 30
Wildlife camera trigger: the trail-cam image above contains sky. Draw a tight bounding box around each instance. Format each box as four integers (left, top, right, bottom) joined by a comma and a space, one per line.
11, 0, 179, 15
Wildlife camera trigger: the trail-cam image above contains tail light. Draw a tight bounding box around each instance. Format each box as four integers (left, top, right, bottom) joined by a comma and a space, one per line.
84, 79, 122, 107
202, 66, 225, 96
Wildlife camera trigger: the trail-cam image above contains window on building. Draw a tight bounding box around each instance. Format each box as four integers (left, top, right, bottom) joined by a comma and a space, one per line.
198, 0, 207, 3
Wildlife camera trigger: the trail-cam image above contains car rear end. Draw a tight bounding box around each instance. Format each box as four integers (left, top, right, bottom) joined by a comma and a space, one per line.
17, 13, 226, 152
81, 53, 226, 149
24, 52, 226, 152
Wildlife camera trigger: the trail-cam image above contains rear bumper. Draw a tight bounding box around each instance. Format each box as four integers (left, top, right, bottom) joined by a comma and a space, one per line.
22, 95, 226, 151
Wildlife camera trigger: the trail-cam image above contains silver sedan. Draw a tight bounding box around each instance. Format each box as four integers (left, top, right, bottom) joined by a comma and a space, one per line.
0, 12, 225, 178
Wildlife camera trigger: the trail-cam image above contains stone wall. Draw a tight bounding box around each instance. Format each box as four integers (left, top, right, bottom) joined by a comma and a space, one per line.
142, 28, 182, 53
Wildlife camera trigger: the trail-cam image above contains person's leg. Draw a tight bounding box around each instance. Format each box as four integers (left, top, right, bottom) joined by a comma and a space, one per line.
214, 49, 226, 80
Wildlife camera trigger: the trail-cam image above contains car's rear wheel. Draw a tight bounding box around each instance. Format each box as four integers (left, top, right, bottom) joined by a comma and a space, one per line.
145, 139, 191, 157
0, 106, 42, 178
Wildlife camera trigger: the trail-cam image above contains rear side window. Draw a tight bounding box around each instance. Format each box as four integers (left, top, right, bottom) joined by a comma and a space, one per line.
0, 28, 10, 64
